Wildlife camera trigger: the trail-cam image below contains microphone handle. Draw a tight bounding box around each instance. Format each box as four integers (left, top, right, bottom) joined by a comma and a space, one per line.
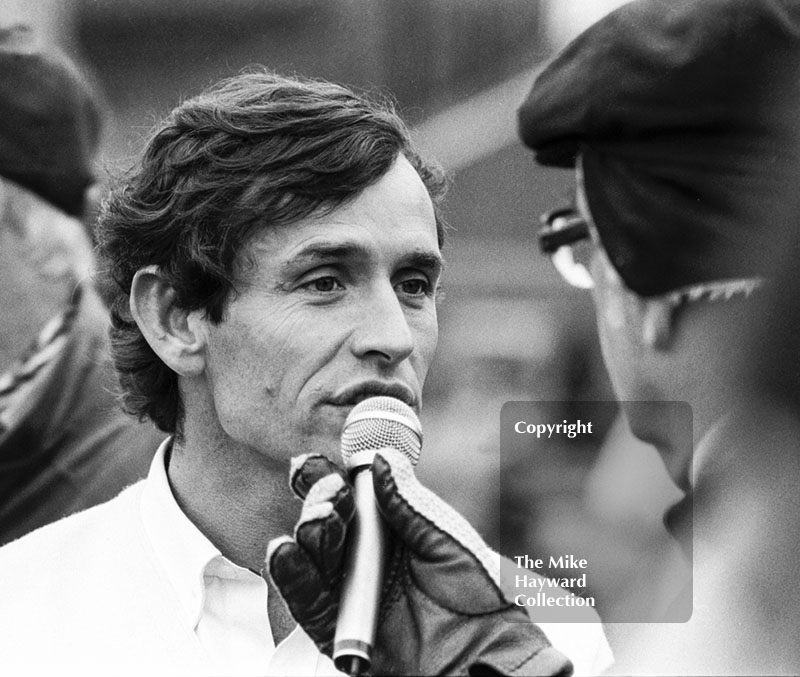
333, 465, 387, 675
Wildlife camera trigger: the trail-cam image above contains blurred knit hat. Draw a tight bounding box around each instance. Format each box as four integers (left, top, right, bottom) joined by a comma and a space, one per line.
519, 0, 800, 296
0, 24, 102, 217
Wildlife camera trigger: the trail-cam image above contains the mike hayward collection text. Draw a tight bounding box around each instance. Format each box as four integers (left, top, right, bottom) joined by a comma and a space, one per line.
513, 419, 593, 439
512, 555, 596, 608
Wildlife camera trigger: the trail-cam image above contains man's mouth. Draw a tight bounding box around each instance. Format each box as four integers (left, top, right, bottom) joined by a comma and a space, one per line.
329, 381, 418, 409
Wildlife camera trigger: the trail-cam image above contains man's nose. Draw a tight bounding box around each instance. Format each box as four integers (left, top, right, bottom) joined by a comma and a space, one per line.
350, 285, 414, 366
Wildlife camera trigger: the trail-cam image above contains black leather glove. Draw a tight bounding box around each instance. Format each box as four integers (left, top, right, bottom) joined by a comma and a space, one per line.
265, 448, 573, 676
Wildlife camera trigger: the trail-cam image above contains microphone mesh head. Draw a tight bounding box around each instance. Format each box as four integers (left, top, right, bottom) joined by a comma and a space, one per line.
340, 396, 422, 469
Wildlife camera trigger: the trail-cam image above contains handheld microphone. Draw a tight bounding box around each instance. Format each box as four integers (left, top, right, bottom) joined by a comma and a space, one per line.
333, 396, 422, 677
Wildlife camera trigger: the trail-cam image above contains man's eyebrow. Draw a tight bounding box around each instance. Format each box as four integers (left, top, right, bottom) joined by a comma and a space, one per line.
280, 242, 370, 272
281, 241, 444, 274
400, 251, 445, 276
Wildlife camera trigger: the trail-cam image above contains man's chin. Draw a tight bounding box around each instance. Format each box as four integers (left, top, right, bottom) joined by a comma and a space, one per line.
313, 402, 362, 433
297, 413, 350, 462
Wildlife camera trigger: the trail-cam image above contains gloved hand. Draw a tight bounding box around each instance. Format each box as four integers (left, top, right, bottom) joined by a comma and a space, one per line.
265, 448, 573, 676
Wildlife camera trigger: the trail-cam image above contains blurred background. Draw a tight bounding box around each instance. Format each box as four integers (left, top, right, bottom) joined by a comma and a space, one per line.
8, 0, 688, 646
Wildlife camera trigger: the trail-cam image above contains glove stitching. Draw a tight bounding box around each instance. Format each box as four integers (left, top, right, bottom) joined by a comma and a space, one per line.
381, 451, 512, 605
460, 618, 567, 676
409, 566, 515, 619
399, 595, 533, 675
383, 469, 511, 613
499, 644, 560, 675
378, 544, 410, 624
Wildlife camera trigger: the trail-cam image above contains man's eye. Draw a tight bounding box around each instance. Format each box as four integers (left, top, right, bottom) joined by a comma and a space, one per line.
396, 279, 429, 296
306, 276, 343, 292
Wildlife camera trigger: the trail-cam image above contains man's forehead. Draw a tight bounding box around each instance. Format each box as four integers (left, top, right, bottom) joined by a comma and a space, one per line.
241, 156, 441, 274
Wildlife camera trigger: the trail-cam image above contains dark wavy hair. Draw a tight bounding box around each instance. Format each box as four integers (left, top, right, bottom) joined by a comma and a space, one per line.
95, 70, 448, 434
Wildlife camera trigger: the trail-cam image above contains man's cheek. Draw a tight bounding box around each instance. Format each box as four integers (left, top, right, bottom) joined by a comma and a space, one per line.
268, 313, 328, 364
413, 310, 439, 359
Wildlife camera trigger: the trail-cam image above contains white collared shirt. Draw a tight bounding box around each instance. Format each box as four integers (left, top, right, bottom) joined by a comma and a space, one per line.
0, 438, 609, 676
0, 439, 341, 677
139, 439, 342, 677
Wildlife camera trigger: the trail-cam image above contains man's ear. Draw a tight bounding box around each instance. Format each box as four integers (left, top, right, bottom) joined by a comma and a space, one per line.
129, 265, 207, 376
641, 297, 675, 351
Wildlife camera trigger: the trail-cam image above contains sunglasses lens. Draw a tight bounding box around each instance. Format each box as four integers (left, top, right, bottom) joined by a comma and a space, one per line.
552, 246, 594, 289
541, 209, 595, 289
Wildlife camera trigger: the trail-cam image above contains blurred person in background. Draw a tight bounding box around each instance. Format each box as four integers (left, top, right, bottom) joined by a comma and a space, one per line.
0, 24, 162, 546
520, 0, 800, 672
0, 68, 611, 676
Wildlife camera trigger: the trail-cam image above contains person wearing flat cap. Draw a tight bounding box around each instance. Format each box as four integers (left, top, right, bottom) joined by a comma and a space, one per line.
0, 24, 163, 546
518, 0, 800, 673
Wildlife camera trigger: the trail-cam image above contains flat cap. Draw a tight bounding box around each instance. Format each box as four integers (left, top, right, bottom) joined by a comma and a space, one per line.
0, 25, 102, 217
519, 0, 800, 296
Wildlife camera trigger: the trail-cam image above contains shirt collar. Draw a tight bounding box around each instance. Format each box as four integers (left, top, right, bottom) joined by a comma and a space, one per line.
138, 439, 342, 675
140, 437, 222, 627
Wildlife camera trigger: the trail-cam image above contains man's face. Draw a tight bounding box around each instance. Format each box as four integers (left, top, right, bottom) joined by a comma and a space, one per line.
197, 155, 442, 463
575, 166, 693, 485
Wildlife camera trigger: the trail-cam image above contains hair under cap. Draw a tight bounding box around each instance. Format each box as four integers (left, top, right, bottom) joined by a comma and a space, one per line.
519, 0, 800, 296
0, 25, 101, 217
